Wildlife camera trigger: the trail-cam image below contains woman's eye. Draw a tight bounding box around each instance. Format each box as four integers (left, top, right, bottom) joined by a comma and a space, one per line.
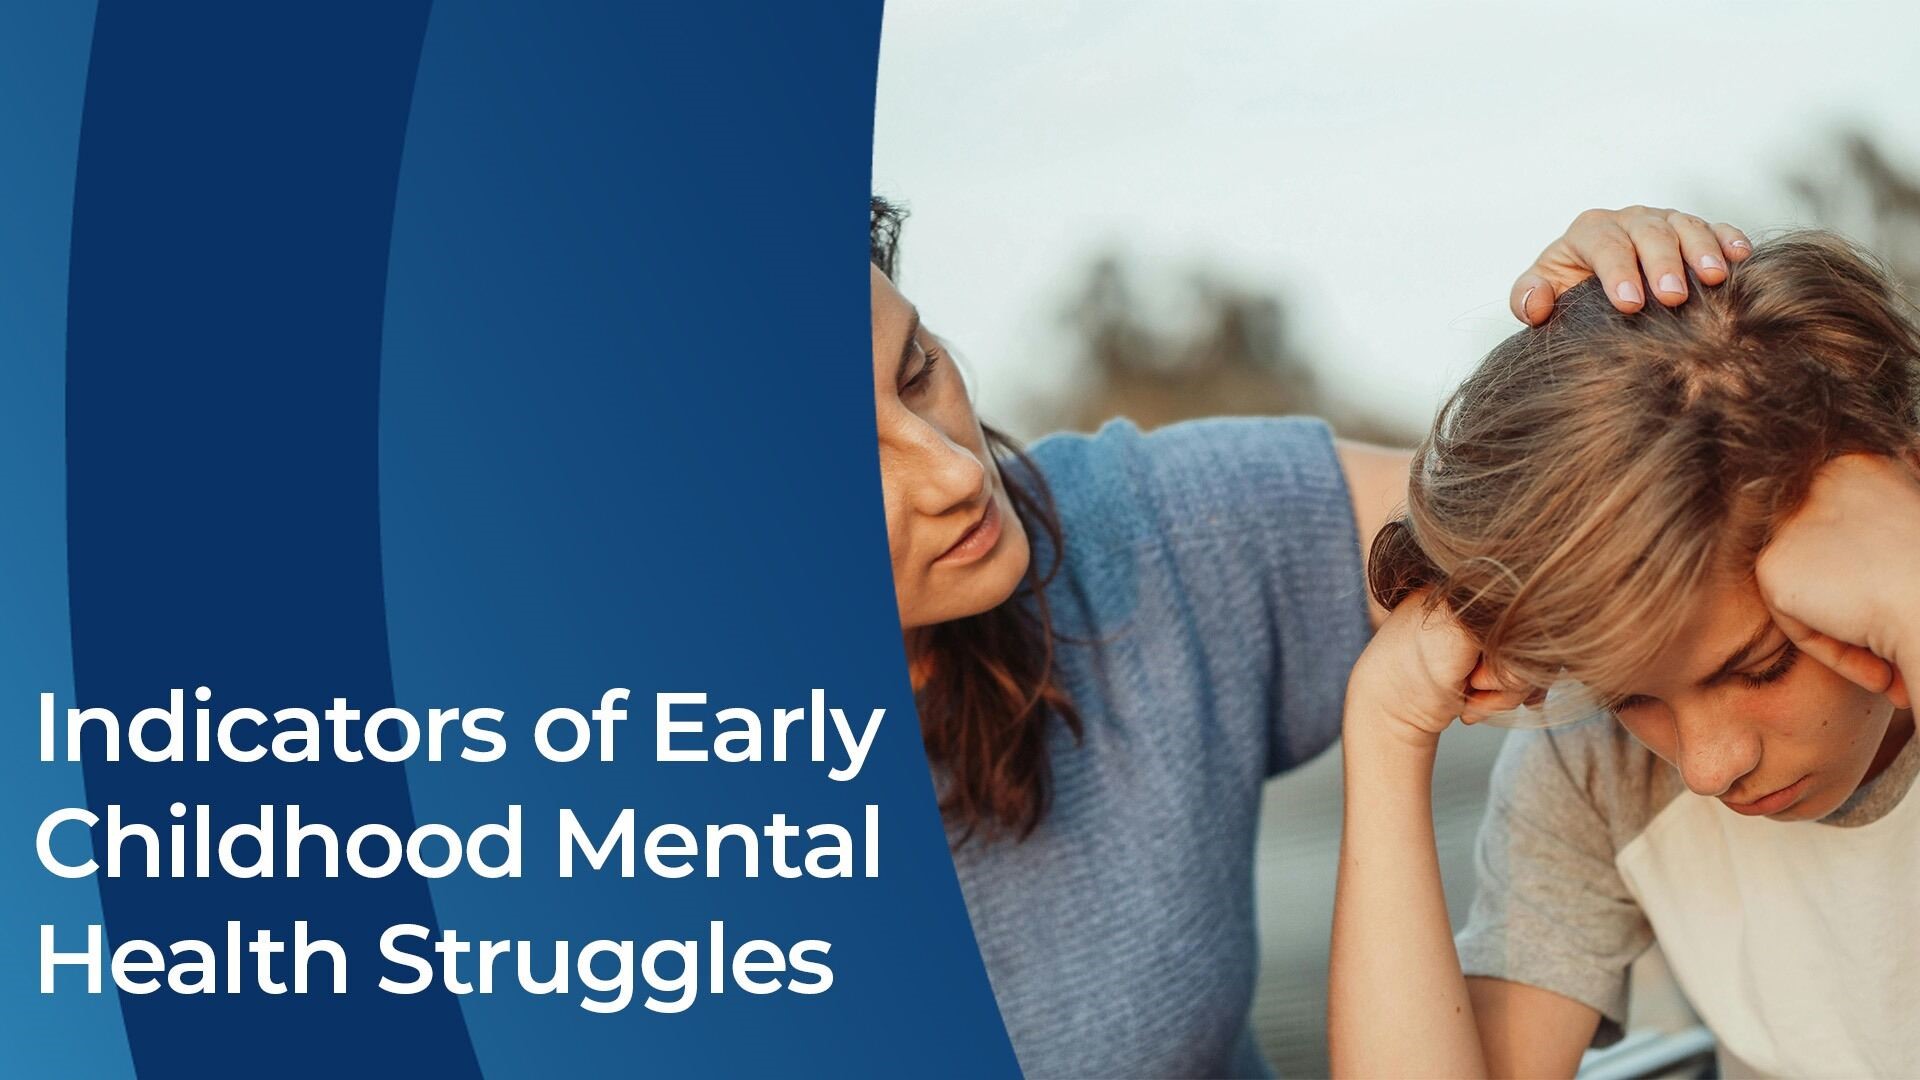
1737, 641, 1801, 688
902, 342, 943, 396
1609, 695, 1656, 714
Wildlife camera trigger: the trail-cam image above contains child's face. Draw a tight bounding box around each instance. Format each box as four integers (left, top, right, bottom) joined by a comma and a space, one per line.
1606, 577, 1905, 821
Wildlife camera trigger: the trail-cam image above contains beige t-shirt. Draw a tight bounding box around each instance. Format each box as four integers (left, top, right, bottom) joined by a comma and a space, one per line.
1456, 714, 1920, 1077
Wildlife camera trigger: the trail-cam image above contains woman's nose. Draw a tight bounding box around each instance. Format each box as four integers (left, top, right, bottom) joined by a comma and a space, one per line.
910, 429, 988, 516
1672, 706, 1762, 798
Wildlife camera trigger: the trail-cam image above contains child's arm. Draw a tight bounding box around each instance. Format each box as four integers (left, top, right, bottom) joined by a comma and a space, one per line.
1759, 453, 1920, 710
1327, 599, 1599, 1078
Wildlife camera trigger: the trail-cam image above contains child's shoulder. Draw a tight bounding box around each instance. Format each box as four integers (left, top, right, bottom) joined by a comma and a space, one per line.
1491, 714, 1689, 854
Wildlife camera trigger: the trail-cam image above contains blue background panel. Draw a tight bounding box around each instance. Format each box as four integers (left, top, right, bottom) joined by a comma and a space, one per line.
6, 2, 1019, 1077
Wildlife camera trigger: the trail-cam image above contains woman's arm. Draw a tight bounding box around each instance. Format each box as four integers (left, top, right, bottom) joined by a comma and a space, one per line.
1335, 439, 1409, 628
1327, 599, 1598, 1078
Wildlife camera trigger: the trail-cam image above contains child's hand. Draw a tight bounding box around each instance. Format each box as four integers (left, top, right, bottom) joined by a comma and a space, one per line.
1346, 593, 1534, 749
1757, 454, 1920, 710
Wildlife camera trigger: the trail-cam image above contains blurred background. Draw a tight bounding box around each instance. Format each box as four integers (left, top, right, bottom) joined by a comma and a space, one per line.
874, 2, 1920, 1075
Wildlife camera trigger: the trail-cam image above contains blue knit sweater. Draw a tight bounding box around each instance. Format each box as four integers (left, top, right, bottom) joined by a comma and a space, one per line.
947, 417, 1372, 1078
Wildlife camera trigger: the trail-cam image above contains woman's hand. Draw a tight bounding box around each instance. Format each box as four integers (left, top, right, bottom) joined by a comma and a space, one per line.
1510, 206, 1753, 325
1346, 593, 1533, 748
1757, 454, 1920, 709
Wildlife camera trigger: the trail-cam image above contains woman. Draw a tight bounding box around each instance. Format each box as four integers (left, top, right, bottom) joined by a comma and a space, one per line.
872, 200, 1750, 1076
1329, 232, 1920, 1077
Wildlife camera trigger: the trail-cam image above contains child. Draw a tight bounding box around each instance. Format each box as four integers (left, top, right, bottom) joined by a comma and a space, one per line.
1328, 232, 1920, 1078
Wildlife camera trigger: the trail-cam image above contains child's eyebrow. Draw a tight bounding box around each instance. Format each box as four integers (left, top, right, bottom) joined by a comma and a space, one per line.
1697, 617, 1781, 687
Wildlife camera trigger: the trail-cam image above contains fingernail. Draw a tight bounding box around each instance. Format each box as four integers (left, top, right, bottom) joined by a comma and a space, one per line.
1658, 273, 1685, 296
1730, 239, 1751, 251
1700, 254, 1726, 272
1520, 286, 1537, 316
1616, 280, 1642, 304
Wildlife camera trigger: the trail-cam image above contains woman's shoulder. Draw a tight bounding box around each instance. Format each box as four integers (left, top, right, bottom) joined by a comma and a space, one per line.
1016, 417, 1370, 716
1023, 415, 1348, 553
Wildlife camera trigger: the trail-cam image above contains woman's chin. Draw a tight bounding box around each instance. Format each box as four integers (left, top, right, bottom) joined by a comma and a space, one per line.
901, 529, 1032, 630
964, 521, 1031, 613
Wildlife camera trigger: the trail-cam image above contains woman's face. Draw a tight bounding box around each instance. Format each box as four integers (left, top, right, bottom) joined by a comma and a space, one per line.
1606, 575, 1906, 821
871, 264, 1030, 630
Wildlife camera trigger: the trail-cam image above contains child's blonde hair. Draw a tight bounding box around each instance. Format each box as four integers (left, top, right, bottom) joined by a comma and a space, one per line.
1371, 231, 1920, 693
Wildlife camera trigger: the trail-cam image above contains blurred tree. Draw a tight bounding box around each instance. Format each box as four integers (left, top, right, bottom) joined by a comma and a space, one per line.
1045, 132, 1920, 449
1047, 252, 1414, 444
1786, 130, 1920, 302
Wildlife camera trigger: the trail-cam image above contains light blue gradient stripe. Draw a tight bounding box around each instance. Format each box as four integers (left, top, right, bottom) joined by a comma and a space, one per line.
0, 4, 134, 1076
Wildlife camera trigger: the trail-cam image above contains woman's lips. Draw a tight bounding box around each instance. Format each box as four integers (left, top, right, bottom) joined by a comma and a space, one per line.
1723, 774, 1812, 817
935, 496, 1002, 566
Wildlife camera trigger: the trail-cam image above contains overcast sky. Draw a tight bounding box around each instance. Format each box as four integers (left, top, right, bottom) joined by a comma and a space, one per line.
874, 1, 1920, 437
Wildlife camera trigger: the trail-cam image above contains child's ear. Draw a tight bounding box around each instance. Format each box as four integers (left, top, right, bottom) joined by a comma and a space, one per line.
1461, 682, 1532, 725
1467, 658, 1503, 692
1469, 656, 1547, 703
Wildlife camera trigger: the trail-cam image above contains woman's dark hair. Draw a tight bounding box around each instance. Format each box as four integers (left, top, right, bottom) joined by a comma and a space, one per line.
871, 196, 1082, 844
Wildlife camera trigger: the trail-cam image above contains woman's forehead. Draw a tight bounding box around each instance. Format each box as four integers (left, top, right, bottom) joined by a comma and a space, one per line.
870, 266, 915, 361
870, 263, 908, 315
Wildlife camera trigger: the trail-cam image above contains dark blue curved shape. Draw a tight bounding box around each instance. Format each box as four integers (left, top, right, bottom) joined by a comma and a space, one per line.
378, 2, 1020, 1074
64, 4, 480, 1077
